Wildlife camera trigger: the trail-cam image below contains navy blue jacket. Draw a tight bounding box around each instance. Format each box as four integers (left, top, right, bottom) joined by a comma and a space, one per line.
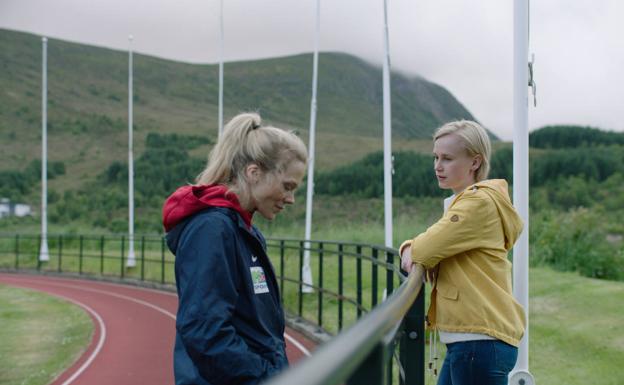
167, 207, 288, 385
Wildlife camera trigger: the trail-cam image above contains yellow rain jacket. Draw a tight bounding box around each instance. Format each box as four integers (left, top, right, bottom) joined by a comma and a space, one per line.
400, 179, 526, 347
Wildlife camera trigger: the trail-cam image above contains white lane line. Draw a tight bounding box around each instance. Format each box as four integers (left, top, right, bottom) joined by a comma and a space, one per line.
61, 278, 178, 298
59, 297, 106, 385
284, 333, 311, 357
37, 293, 107, 385
63, 280, 312, 357
55, 280, 311, 356
23, 274, 179, 297
16, 279, 177, 320
4, 275, 312, 357
82, 280, 311, 356
0, 279, 108, 385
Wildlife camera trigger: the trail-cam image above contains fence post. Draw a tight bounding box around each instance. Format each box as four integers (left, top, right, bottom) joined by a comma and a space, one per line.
100, 236, 104, 274
356, 246, 362, 318
79, 235, 84, 275
57, 235, 63, 273
400, 285, 425, 385
372, 248, 378, 307
346, 343, 387, 385
140, 236, 145, 281
15, 234, 19, 270
298, 240, 304, 317
386, 250, 394, 295
161, 236, 165, 284
338, 243, 344, 331
317, 242, 324, 328
121, 235, 125, 278
386, 250, 396, 385
37, 235, 42, 271
279, 240, 285, 304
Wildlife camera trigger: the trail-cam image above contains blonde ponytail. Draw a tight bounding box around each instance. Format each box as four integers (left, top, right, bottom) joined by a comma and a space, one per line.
197, 112, 307, 206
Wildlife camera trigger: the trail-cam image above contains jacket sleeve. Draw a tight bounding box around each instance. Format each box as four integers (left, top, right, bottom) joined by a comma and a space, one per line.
406, 192, 496, 269
175, 216, 279, 385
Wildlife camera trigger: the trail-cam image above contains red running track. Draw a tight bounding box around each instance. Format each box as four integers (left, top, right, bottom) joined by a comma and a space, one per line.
0, 272, 316, 385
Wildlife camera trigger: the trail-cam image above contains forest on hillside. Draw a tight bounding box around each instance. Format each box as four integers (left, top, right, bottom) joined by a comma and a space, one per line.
1, 125, 623, 282
312, 126, 624, 281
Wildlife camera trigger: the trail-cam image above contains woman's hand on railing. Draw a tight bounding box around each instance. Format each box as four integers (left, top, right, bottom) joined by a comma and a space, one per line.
400, 245, 415, 274
401, 245, 437, 283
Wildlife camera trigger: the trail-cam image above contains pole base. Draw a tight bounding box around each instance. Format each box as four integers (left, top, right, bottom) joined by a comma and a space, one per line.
126, 250, 136, 267
39, 240, 49, 262
509, 370, 535, 385
302, 264, 314, 294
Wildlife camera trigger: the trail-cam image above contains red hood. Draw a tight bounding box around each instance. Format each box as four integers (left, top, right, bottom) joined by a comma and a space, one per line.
162, 184, 253, 232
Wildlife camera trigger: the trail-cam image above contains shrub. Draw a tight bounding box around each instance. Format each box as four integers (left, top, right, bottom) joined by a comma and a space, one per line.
530, 208, 624, 280
529, 125, 624, 148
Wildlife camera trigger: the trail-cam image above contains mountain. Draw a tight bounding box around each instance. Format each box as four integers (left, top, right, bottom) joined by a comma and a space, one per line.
0, 28, 479, 136
1, 27, 485, 201
0, 27, 481, 153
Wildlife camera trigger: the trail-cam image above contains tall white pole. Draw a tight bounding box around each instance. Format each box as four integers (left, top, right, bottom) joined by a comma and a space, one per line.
302, 0, 320, 293
127, 34, 136, 267
39, 37, 49, 262
382, 0, 393, 248
510, 0, 534, 384
218, 0, 224, 135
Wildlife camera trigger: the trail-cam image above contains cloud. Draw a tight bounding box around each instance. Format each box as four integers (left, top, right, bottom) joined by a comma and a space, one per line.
1, 0, 622, 140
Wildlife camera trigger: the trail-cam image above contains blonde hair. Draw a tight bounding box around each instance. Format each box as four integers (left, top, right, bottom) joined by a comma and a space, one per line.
433, 120, 491, 181
197, 112, 308, 206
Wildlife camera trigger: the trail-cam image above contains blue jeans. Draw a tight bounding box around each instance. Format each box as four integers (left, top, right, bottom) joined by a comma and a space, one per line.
437, 340, 518, 385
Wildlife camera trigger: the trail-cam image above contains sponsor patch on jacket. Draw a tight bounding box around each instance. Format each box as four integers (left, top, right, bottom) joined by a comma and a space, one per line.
250, 266, 269, 294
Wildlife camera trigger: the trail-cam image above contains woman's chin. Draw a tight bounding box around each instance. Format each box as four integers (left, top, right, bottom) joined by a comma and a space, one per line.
259, 211, 276, 221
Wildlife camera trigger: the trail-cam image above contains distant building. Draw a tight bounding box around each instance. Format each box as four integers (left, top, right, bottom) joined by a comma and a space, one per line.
0, 198, 32, 219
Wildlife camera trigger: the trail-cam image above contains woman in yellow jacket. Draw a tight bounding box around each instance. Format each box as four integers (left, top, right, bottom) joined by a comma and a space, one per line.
400, 120, 526, 385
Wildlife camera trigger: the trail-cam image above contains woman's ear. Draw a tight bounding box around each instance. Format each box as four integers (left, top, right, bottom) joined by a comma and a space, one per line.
245, 164, 261, 184
471, 154, 483, 171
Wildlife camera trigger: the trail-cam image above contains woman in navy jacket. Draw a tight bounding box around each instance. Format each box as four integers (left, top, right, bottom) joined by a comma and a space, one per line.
162, 112, 307, 385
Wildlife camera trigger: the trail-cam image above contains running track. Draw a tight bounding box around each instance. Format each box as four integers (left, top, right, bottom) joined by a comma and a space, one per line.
0, 273, 316, 385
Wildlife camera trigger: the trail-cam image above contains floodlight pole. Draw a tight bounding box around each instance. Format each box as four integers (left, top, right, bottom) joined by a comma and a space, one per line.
382, 0, 393, 248
39, 37, 49, 262
302, 0, 320, 293
510, 0, 535, 384
127, 34, 136, 267
218, 0, 224, 135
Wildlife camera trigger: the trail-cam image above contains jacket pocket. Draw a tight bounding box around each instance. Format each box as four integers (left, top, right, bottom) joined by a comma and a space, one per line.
438, 284, 459, 300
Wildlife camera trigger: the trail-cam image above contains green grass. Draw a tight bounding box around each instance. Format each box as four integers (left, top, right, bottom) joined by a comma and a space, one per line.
274, 262, 624, 385
528, 267, 624, 384
1, 237, 623, 384
419, 266, 624, 385
0, 284, 93, 385
2, 193, 623, 384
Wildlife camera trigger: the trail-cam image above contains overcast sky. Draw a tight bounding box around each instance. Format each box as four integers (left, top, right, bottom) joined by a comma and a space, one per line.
1, 0, 623, 140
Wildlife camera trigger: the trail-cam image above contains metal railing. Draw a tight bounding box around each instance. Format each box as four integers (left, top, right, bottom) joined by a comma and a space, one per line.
0, 233, 425, 384
0, 233, 173, 284
267, 238, 410, 334
266, 265, 425, 385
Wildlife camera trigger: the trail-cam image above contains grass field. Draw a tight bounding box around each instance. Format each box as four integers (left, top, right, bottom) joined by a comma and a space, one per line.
419, 266, 624, 385
1, 199, 622, 384
0, 284, 93, 385
528, 267, 624, 384
0, 268, 624, 385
